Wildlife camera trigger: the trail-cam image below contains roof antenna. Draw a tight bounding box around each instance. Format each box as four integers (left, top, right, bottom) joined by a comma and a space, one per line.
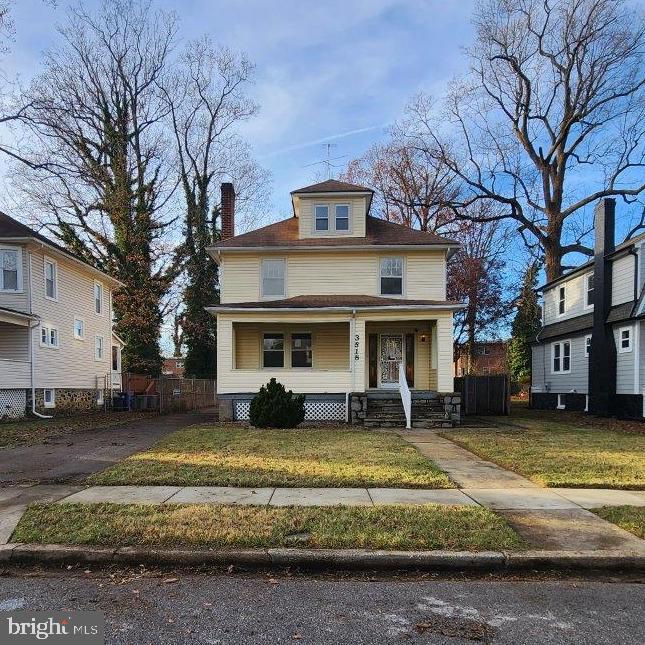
304, 143, 347, 179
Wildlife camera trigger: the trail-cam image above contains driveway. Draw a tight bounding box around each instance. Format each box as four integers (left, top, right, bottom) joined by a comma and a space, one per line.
0, 410, 215, 485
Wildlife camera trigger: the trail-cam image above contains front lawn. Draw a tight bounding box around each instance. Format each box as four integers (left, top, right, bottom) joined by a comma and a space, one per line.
593, 506, 645, 539
444, 418, 644, 489
89, 426, 453, 488
13, 502, 523, 551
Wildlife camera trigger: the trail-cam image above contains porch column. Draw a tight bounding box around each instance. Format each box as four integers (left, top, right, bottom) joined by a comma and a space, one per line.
216, 316, 233, 392
436, 314, 454, 393
352, 318, 366, 392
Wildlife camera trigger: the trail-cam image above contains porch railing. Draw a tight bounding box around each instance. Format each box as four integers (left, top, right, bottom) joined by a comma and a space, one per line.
398, 361, 411, 429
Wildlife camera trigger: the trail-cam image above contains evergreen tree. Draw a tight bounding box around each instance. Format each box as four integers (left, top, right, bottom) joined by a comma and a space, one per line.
508, 262, 541, 383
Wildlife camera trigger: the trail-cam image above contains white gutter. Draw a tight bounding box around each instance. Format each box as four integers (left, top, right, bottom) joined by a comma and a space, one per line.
207, 304, 466, 314
207, 243, 460, 257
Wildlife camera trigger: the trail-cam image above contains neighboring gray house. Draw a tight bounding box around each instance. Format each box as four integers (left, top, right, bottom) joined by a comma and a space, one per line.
531, 199, 645, 419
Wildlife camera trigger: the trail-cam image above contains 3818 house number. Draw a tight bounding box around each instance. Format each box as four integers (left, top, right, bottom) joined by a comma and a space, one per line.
354, 334, 360, 361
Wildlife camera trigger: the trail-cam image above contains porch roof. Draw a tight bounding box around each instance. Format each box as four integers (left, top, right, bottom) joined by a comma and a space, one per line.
208, 294, 463, 313
0, 305, 38, 326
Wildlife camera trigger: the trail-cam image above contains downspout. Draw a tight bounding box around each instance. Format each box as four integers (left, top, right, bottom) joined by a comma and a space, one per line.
27, 251, 52, 419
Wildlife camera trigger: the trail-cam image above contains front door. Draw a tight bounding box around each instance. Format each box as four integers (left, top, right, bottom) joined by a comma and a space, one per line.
379, 335, 404, 388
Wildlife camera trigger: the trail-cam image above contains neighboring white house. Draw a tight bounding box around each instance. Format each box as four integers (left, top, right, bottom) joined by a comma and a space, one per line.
0, 212, 123, 417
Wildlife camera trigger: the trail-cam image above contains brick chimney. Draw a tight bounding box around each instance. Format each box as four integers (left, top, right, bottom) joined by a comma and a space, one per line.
588, 198, 616, 416
220, 182, 235, 240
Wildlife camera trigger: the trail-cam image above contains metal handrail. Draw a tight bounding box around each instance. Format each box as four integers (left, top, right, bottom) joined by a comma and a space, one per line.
398, 361, 411, 429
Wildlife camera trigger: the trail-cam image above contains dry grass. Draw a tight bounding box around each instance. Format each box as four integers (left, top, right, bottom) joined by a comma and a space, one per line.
89, 425, 453, 488
592, 506, 645, 539
13, 502, 524, 551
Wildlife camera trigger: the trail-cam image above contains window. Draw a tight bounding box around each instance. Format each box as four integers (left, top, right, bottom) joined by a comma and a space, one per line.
176, 360, 184, 369
480, 346, 490, 356
558, 285, 566, 315
0, 247, 21, 291
40, 325, 59, 348
261, 259, 286, 298
335, 204, 349, 231
263, 333, 284, 368
43, 388, 55, 408
291, 333, 312, 368
94, 281, 103, 314
585, 334, 592, 357
585, 274, 594, 309
112, 345, 120, 372
74, 318, 85, 340
314, 204, 329, 231
44, 257, 57, 300
96, 389, 104, 406
552, 340, 571, 373
380, 257, 403, 295
618, 327, 632, 353
95, 335, 104, 360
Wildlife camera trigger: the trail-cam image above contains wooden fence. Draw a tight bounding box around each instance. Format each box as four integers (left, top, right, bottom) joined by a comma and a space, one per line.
454, 375, 511, 416
121, 373, 216, 412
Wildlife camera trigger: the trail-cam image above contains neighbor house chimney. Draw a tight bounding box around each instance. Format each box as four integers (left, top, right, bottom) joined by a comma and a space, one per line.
588, 198, 616, 416
220, 182, 235, 240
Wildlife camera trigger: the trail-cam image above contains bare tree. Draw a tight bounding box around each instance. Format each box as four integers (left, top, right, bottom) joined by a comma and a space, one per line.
15, 0, 179, 374
408, 0, 644, 280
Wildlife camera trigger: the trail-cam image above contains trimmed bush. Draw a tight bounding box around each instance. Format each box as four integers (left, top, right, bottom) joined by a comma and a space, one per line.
249, 378, 306, 429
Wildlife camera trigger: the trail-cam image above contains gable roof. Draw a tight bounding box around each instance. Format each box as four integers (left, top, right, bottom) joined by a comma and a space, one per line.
0, 211, 123, 287
210, 215, 459, 252
290, 179, 373, 194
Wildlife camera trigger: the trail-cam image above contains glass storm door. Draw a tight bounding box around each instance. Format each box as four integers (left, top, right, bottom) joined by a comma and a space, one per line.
379, 335, 404, 387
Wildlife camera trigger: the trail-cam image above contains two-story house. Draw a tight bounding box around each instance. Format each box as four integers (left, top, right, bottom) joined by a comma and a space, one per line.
531, 199, 645, 419
207, 180, 464, 426
0, 212, 124, 417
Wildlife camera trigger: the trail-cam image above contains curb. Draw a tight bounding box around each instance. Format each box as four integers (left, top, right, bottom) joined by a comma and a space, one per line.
2, 543, 644, 572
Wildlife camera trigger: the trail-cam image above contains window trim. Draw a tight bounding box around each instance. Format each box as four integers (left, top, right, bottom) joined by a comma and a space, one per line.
260, 258, 287, 300
40, 324, 60, 349
557, 285, 566, 317
262, 331, 285, 369
290, 331, 313, 369
551, 339, 571, 374
43, 388, 56, 409
618, 326, 632, 354
94, 334, 105, 361
584, 273, 594, 310
73, 317, 85, 341
94, 280, 104, 315
585, 334, 592, 358
0, 245, 23, 292
43, 256, 58, 301
378, 256, 405, 297
313, 203, 330, 232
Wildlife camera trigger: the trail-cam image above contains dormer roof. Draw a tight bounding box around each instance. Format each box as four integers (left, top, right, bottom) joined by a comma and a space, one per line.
290, 179, 373, 195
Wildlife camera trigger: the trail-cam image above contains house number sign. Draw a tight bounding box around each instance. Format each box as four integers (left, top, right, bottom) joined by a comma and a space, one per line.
354, 334, 360, 361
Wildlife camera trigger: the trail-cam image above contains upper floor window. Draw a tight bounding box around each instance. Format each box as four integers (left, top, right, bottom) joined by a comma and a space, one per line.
95, 335, 104, 360
94, 281, 103, 314
618, 327, 632, 353
380, 257, 403, 295
552, 340, 571, 373
74, 317, 85, 340
314, 205, 329, 231
44, 257, 58, 300
261, 259, 286, 298
558, 285, 566, 315
585, 274, 594, 308
291, 333, 312, 368
335, 204, 349, 231
585, 334, 592, 357
0, 247, 21, 291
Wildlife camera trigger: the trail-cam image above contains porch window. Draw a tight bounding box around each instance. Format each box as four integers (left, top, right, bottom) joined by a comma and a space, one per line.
263, 333, 284, 368
261, 259, 286, 298
291, 333, 312, 368
335, 204, 349, 231
314, 205, 329, 231
380, 257, 403, 295
0, 247, 20, 291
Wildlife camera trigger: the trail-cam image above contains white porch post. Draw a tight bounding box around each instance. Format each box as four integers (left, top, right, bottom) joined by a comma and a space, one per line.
352, 318, 366, 392
436, 313, 454, 393
216, 316, 233, 394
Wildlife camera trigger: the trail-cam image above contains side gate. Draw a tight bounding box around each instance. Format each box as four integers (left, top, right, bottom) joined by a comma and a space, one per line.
454, 375, 510, 416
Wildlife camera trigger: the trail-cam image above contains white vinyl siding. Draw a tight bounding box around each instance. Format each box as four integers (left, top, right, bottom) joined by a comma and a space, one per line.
614, 325, 636, 394
611, 254, 635, 306
542, 272, 587, 325
532, 335, 589, 394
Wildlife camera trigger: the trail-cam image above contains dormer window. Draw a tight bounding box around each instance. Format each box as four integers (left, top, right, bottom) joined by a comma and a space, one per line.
335, 204, 349, 231
314, 205, 329, 231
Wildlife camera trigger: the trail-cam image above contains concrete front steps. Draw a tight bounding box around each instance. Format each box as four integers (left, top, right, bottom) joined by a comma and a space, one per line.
363, 393, 453, 429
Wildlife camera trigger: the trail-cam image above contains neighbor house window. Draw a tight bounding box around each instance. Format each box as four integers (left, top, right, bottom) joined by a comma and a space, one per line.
380, 257, 403, 295
74, 317, 85, 340
552, 340, 571, 373
618, 327, 632, 353
94, 281, 103, 314
558, 285, 566, 315
176, 360, 184, 369
335, 204, 349, 231
263, 333, 284, 368
95, 335, 104, 360
585, 274, 594, 308
112, 345, 120, 372
314, 204, 329, 231
585, 334, 592, 357
43, 388, 55, 408
44, 257, 57, 300
0, 247, 21, 291
261, 259, 286, 298
40, 325, 59, 348
291, 333, 312, 368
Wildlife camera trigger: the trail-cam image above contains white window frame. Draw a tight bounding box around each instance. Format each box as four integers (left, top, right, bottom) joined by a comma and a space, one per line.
261, 258, 286, 299
73, 317, 85, 341
618, 326, 632, 353
43, 388, 56, 409
551, 339, 571, 374
94, 280, 104, 315
334, 203, 351, 233
584, 273, 594, 310
585, 334, 591, 358
557, 285, 566, 317
291, 331, 313, 369
313, 203, 330, 232
379, 256, 405, 297
0, 245, 23, 292
43, 256, 58, 301
95, 334, 104, 361
262, 332, 285, 368
40, 324, 60, 349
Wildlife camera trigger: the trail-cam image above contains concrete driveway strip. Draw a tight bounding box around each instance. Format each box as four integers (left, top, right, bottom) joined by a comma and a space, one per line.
58, 486, 181, 505
269, 488, 373, 507
165, 486, 275, 505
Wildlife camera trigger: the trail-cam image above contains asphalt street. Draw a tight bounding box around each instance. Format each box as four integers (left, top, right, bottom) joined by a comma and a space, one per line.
0, 569, 642, 644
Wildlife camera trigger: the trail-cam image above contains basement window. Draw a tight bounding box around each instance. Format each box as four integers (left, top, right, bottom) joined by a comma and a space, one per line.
43, 388, 55, 408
